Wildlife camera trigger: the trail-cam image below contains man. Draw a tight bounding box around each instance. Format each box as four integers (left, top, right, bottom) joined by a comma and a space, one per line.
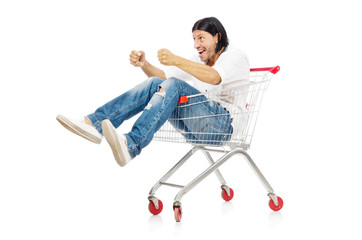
57, 17, 249, 167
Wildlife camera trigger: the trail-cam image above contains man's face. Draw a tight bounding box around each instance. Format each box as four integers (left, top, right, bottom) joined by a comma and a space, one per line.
193, 30, 219, 63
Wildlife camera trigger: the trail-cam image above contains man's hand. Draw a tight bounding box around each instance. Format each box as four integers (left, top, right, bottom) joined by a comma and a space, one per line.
157, 48, 179, 66
129, 50, 146, 67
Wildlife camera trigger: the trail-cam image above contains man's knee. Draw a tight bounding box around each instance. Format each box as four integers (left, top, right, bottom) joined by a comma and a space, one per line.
165, 77, 181, 85
148, 77, 164, 87
160, 77, 181, 92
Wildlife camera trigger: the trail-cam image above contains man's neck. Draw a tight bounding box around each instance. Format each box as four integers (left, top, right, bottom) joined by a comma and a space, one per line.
206, 48, 224, 67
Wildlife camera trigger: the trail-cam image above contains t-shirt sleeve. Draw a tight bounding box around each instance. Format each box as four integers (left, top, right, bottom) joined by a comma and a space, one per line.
212, 48, 250, 84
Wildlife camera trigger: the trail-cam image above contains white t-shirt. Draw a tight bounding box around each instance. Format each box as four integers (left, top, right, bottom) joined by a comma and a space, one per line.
164, 44, 250, 138
165, 44, 249, 93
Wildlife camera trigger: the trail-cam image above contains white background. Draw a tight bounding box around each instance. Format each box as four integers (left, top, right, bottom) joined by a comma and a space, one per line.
1, 0, 362, 239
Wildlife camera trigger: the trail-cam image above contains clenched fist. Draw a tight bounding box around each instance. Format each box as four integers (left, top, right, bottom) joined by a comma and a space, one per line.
129, 50, 146, 67
157, 48, 179, 66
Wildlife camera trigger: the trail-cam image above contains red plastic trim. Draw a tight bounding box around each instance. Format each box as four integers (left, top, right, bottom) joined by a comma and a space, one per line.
250, 66, 280, 74
178, 96, 189, 103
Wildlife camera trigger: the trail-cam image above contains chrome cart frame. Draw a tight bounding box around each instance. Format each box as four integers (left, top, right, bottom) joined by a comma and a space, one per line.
148, 66, 283, 222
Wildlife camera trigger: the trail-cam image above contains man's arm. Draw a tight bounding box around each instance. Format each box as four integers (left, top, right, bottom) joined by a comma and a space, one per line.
158, 49, 221, 85
141, 60, 166, 80
130, 50, 166, 80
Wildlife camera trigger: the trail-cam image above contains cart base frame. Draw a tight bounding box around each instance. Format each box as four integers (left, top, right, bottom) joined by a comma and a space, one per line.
148, 145, 283, 221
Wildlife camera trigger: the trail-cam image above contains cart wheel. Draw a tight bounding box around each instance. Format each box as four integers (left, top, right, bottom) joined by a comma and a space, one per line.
269, 196, 283, 211
221, 187, 234, 201
148, 199, 163, 215
174, 206, 182, 222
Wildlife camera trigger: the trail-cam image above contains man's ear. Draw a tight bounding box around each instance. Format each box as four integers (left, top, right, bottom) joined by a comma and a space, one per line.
214, 33, 220, 43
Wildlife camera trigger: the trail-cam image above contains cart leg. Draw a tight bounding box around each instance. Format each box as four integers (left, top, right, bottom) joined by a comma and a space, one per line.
148, 146, 202, 197
201, 148, 227, 186
201, 148, 233, 198
239, 150, 275, 194
239, 150, 283, 207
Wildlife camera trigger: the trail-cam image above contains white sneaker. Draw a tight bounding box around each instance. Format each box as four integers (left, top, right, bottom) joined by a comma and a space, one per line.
102, 119, 132, 167
56, 115, 103, 144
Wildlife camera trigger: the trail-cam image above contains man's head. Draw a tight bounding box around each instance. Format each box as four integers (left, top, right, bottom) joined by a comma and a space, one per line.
192, 17, 229, 64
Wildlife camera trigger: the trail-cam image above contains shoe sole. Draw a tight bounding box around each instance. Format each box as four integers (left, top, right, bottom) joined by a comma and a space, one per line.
102, 119, 127, 167
56, 115, 102, 144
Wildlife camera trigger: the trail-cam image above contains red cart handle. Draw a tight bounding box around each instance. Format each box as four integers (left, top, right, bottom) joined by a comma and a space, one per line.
250, 66, 280, 74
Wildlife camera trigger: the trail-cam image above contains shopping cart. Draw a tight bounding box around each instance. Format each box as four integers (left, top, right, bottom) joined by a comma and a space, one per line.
148, 66, 283, 222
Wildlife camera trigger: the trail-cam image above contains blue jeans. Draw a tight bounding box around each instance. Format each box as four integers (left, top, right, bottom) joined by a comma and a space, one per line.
87, 77, 233, 158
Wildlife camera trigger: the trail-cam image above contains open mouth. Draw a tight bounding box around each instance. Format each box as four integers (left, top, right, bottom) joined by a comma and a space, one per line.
198, 49, 206, 59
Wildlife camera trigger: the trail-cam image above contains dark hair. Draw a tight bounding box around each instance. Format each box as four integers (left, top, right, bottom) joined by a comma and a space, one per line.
192, 17, 229, 54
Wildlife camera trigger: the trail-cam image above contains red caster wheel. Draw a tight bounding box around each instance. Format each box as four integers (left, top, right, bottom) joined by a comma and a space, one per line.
174, 206, 182, 222
148, 199, 163, 215
269, 196, 283, 211
221, 187, 234, 201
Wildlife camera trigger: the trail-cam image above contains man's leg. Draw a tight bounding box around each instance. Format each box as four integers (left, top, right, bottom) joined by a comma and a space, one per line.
87, 77, 164, 134
123, 78, 201, 158
169, 93, 234, 145
56, 77, 164, 144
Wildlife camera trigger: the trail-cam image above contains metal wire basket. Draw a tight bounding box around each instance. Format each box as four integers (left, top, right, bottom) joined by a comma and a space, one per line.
154, 66, 280, 150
